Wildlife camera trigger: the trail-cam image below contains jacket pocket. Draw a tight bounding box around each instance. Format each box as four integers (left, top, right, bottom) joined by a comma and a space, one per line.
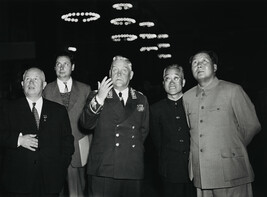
221, 147, 248, 181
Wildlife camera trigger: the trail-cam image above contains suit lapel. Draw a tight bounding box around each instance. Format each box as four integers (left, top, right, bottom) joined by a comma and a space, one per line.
107, 89, 125, 122
19, 98, 39, 133
123, 88, 137, 120
39, 99, 48, 132
49, 81, 63, 105
68, 80, 79, 111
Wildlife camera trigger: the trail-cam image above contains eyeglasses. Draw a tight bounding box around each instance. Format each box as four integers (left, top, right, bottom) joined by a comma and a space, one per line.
164, 76, 181, 83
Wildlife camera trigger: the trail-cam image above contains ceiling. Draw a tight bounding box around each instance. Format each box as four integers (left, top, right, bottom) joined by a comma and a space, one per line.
0, 0, 267, 99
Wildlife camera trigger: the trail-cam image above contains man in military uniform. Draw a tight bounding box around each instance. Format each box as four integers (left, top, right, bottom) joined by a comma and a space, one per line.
80, 55, 149, 197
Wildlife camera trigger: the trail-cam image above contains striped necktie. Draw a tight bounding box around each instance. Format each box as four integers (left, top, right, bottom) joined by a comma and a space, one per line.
32, 102, 40, 129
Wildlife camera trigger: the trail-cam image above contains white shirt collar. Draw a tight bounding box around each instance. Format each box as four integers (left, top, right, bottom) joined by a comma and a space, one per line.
57, 77, 73, 93
114, 87, 129, 103
26, 97, 43, 118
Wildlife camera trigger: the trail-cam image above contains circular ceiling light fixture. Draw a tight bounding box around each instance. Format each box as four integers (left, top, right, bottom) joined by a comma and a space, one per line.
158, 54, 172, 59
111, 34, 138, 42
139, 33, 157, 39
157, 34, 169, 39
112, 3, 133, 10
157, 43, 171, 48
110, 17, 136, 25
67, 47, 77, 52
139, 21, 155, 27
140, 46, 158, 52
61, 12, 100, 23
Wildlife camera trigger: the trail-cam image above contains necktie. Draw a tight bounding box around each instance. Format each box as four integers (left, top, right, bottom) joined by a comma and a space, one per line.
63, 82, 68, 93
118, 92, 124, 107
32, 102, 40, 129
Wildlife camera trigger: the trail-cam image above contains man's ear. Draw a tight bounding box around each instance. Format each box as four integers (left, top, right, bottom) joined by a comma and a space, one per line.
43, 81, 47, 89
182, 79, 186, 87
72, 64, 75, 71
130, 71, 134, 80
213, 64, 217, 72
21, 81, 24, 88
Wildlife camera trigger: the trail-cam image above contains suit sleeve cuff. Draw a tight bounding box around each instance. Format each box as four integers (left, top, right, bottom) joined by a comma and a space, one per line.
89, 96, 103, 114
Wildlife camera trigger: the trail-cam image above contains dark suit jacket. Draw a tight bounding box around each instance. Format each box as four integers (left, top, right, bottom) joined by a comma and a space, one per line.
80, 88, 149, 180
150, 97, 191, 183
1, 97, 74, 194
43, 80, 92, 167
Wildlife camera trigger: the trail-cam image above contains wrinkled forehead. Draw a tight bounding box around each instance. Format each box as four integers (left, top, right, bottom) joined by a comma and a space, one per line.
164, 67, 182, 78
111, 59, 132, 70
192, 53, 211, 62
23, 68, 45, 81
56, 55, 71, 62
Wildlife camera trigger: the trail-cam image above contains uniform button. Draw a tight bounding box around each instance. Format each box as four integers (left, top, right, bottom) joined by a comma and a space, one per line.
200, 120, 203, 123
116, 133, 119, 137
200, 134, 203, 137
183, 151, 187, 154
201, 106, 204, 109
232, 153, 235, 156
131, 135, 135, 139
178, 127, 181, 131
116, 143, 120, 147
116, 125, 119, 127
200, 149, 203, 152
132, 126, 135, 129
132, 145, 135, 148
179, 139, 184, 143
176, 116, 180, 119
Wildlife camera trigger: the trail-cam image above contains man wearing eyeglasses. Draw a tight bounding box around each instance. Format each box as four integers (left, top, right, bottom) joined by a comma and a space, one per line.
150, 64, 196, 197
80, 55, 149, 197
183, 50, 261, 197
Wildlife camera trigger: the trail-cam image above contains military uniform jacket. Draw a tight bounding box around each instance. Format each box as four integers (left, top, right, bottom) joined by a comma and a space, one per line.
183, 77, 261, 189
43, 80, 92, 167
80, 87, 149, 180
150, 97, 191, 183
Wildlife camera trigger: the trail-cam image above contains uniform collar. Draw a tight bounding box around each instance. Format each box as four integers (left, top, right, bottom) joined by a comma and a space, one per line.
196, 77, 219, 97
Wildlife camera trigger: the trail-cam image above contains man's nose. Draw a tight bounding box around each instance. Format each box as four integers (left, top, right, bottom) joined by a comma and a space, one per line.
197, 62, 203, 68
116, 70, 122, 76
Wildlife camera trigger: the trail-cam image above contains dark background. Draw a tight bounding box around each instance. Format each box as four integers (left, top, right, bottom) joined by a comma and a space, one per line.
0, 0, 266, 196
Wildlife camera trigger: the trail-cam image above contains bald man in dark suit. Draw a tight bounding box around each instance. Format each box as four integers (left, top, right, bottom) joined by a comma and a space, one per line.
0, 67, 74, 197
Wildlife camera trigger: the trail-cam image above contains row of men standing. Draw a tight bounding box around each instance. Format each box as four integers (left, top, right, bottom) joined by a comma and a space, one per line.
0, 49, 261, 197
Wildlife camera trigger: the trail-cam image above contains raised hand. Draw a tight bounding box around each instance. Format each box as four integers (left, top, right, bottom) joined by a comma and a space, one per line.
96, 76, 113, 103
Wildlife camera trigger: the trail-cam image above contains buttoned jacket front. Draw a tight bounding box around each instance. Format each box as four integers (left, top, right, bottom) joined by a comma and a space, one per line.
150, 97, 191, 183
80, 88, 149, 180
183, 77, 261, 189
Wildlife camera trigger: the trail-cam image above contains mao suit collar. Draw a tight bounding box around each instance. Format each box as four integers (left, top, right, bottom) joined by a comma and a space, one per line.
196, 77, 219, 97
